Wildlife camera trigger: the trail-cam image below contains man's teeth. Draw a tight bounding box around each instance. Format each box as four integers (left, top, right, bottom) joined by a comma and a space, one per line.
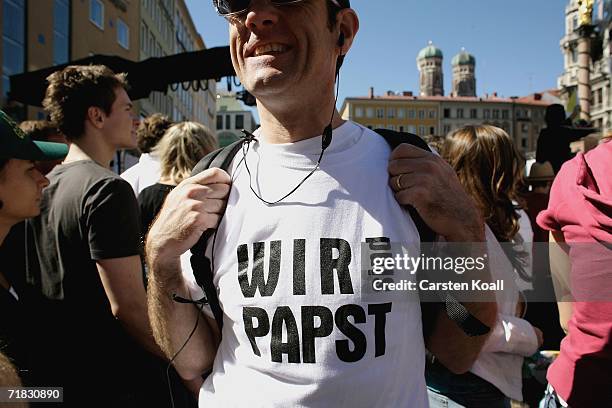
254, 44, 287, 56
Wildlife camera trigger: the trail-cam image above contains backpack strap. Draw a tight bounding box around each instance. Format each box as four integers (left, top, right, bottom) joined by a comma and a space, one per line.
189, 139, 244, 332
374, 129, 489, 337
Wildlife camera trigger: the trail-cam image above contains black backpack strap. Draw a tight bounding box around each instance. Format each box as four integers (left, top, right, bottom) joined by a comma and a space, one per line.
189, 139, 244, 332
374, 129, 489, 337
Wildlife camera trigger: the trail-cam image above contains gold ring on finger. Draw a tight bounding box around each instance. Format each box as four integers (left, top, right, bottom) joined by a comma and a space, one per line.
396, 174, 404, 190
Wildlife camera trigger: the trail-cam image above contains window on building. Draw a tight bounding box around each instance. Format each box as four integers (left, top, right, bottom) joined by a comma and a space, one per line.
429, 126, 435, 135
443, 124, 451, 135
428, 110, 436, 119
408, 125, 417, 134
484, 109, 490, 119
355, 107, 364, 118
418, 110, 425, 120
492, 109, 500, 119
521, 137, 528, 148
502, 109, 509, 120
456, 108, 464, 119
90, 0, 104, 30
376, 108, 385, 118
235, 114, 244, 129
388, 108, 395, 118
418, 126, 426, 136
399, 126, 404, 132
2, 0, 26, 99
470, 109, 477, 119
140, 23, 146, 53
593, 88, 603, 106
117, 18, 129, 49
216, 115, 223, 130
397, 108, 405, 119
53, 0, 69, 65
521, 123, 529, 133
366, 107, 374, 118
443, 108, 451, 118
387, 125, 396, 131
225, 115, 231, 129
408, 109, 416, 119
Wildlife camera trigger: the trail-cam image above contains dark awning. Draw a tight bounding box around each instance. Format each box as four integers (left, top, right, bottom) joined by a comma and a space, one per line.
9, 46, 235, 106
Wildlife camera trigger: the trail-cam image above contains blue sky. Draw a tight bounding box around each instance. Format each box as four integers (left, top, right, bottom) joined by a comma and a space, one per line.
186, 0, 568, 107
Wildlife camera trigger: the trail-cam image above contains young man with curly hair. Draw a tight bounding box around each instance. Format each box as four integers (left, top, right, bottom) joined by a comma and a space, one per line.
26, 65, 168, 406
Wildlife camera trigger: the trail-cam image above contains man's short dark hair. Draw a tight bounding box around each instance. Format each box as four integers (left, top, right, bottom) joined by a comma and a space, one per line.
43, 65, 128, 140
326, 0, 350, 29
19, 120, 61, 142
137, 113, 173, 153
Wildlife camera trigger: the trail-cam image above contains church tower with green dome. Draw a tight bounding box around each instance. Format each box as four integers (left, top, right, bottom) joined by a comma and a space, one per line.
417, 41, 444, 96
451, 48, 476, 97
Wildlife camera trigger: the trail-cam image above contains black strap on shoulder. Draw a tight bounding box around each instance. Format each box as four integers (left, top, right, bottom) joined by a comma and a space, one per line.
374, 129, 489, 337
373, 129, 435, 243
189, 139, 244, 332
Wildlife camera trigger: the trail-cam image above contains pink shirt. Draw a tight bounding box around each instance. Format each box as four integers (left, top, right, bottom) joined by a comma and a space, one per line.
537, 140, 612, 406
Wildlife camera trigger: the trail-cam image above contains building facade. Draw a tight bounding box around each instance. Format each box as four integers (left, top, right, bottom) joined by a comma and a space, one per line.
341, 90, 548, 156
215, 92, 257, 147
1, 0, 140, 119
451, 49, 476, 97
139, 0, 175, 118
1, 0, 216, 129
171, 0, 216, 129
417, 42, 444, 97
558, 0, 612, 131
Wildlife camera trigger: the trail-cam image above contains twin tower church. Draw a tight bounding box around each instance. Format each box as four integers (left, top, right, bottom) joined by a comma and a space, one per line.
417, 42, 477, 98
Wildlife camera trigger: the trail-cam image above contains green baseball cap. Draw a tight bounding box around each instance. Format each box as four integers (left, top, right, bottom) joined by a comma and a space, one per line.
0, 110, 68, 161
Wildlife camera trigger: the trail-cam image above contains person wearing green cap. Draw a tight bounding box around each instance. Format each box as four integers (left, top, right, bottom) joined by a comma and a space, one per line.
0, 108, 68, 386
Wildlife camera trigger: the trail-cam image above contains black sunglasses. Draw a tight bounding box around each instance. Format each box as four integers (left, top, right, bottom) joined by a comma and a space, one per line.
212, 0, 342, 17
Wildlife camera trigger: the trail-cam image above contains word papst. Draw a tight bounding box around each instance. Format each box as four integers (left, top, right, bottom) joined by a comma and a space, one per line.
243, 303, 392, 363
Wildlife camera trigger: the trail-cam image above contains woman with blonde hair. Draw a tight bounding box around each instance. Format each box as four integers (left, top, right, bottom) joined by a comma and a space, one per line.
138, 121, 218, 237
426, 125, 542, 408
137, 121, 218, 405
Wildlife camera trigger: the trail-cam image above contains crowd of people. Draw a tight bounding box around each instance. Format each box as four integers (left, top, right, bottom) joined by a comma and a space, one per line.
1, 1, 610, 407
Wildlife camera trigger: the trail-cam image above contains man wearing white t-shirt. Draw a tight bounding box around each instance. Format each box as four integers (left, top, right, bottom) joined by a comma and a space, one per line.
145, 1, 497, 406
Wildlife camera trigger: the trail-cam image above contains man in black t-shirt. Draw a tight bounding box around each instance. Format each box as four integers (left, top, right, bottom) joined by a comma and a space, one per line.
26, 65, 173, 407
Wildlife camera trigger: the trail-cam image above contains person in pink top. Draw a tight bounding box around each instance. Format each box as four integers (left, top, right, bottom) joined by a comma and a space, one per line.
537, 136, 612, 407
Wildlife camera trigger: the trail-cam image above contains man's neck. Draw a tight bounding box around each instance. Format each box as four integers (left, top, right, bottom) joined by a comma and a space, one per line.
255, 93, 345, 144
63, 134, 115, 168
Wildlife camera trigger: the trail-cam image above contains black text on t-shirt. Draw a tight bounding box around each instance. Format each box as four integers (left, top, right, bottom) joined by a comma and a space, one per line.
238, 238, 392, 364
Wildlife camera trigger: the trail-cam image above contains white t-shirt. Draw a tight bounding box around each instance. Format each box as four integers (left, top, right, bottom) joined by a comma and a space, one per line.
471, 226, 538, 402
120, 152, 160, 195
183, 121, 429, 407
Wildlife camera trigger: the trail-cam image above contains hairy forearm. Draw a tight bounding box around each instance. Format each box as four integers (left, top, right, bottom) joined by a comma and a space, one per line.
117, 302, 166, 360
147, 256, 219, 380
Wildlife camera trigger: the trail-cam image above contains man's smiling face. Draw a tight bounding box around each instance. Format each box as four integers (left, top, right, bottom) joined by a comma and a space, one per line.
228, 0, 340, 101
